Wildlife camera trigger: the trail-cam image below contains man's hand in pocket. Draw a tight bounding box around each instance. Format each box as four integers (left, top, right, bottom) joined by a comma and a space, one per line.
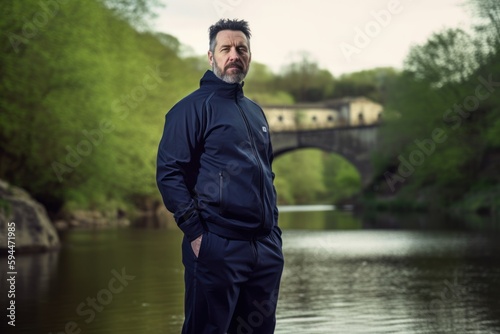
191, 234, 203, 257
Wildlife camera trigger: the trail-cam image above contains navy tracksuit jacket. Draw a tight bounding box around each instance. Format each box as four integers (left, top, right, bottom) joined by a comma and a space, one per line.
157, 70, 284, 334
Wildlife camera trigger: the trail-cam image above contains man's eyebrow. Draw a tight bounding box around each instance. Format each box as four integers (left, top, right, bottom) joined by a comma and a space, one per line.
219, 42, 248, 49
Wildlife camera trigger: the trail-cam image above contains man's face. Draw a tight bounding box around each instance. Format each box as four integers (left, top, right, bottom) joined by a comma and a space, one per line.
208, 30, 251, 84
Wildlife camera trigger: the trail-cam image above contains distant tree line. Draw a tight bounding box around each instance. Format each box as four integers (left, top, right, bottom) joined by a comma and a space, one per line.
0, 0, 384, 212
244, 53, 398, 106
371, 0, 500, 214
1, 0, 497, 214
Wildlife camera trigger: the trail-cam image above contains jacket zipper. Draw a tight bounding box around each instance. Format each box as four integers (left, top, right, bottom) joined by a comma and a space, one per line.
235, 100, 266, 227
219, 171, 224, 214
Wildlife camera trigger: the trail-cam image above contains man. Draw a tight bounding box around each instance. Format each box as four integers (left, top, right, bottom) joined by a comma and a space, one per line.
156, 19, 284, 334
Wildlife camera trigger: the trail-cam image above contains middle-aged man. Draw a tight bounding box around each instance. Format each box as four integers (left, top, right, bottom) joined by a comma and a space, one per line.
156, 19, 284, 334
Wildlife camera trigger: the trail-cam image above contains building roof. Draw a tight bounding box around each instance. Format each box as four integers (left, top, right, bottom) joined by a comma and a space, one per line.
261, 96, 379, 109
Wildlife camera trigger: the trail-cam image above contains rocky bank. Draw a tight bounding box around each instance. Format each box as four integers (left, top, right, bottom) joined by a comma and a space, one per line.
0, 180, 60, 252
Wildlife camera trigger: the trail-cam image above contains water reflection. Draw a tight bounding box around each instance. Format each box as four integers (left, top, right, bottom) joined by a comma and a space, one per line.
279, 228, 500, 333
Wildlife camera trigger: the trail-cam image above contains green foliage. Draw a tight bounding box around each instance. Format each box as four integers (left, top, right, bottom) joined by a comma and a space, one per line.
480, 51, 500, 148
333, 67, 399, 104
275, 52, 335, 102
246, 91, 295, 105
100, 0, 164, 29
270, 52, 398, 103
273, 149, 361, 205
0, 0, 368, 215
273, 149, 326, 204
245, 62, 295, 105
0, 0, 199, 212
372, 0, 500, 211
323, 153, 361, 203
405, 28, 482, 88
5, 0, 498, 217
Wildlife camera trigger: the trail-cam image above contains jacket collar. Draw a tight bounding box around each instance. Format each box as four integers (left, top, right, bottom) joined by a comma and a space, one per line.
200, 70, 245, 99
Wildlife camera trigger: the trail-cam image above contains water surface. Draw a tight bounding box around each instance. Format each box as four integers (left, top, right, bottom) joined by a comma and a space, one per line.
2, 208, 499, 333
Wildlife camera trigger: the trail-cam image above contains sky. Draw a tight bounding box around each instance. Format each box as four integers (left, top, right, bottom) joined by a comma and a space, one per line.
152, 0, 474, 76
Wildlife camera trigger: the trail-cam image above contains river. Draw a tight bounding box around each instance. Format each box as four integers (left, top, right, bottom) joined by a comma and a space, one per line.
2, 207, 500, 333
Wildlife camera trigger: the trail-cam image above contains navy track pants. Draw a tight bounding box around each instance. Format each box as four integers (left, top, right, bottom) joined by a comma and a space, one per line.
181, 227, 284, 334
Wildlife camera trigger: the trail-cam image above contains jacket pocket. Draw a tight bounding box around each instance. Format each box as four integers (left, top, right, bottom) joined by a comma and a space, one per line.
195, 231, 209, 260
218, 171, 225, 214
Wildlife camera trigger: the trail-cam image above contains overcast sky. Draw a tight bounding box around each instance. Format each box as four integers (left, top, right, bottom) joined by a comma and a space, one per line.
152, 0, 474, 76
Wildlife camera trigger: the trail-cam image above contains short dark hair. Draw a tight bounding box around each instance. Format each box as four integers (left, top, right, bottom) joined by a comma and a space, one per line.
208, 19, 251, 52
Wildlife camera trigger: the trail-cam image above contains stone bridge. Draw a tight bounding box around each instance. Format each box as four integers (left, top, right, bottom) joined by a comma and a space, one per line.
270, 125, 379, 187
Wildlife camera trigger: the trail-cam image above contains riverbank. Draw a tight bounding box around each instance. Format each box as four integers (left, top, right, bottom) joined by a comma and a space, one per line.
356, 183, 500, 228
52, 205, 177, 230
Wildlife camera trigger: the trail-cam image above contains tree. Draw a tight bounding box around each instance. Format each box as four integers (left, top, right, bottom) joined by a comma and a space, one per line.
0, 0, 200, 213
276, 52, 334, 102
404, 28, 483, 89
372, 0, 500, 209
244, 62, 294, 105
99, 0, 164, 29
331, 67, 399, 104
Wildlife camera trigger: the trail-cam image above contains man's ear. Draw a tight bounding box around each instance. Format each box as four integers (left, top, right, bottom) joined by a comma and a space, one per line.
207, 51, 214, 67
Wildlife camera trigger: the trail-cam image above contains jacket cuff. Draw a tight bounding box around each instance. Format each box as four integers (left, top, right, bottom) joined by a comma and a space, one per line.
178, 211, 205, 242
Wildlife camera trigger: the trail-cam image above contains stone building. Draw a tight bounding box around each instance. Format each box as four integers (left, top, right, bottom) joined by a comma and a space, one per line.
262, 97, 383, 131
329, 97, 383, 126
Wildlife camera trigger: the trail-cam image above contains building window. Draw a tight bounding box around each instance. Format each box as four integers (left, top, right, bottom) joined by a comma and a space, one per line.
358, 113, 364, 124
311, 116, 317, 122
327, 115, 334, 122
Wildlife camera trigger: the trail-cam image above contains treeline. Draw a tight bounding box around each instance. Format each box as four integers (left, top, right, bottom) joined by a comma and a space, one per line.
370, 0, 500, 214
0, 0, 380, 213
245, 56, 397, 105
3, 0, 496, 215
0, 0, 368, 213
184, 52, 398, 105
0, 0, 201, 213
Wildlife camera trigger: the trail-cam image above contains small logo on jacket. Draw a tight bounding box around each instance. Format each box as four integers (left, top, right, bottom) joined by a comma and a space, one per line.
262, 126, 267, 133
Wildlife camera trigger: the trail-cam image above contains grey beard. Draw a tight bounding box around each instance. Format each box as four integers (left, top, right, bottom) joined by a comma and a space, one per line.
212, 64, 247, 84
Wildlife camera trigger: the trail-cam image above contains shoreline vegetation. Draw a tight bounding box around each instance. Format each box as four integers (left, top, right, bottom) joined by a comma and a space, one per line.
1, 0, 499, 233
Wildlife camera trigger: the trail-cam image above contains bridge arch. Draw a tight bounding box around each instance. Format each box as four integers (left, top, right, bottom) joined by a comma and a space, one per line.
271, 125, 378, 187
274, 145, 364, 180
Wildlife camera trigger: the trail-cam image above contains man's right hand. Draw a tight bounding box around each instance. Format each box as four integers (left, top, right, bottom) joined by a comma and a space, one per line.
191, 234, 203, 257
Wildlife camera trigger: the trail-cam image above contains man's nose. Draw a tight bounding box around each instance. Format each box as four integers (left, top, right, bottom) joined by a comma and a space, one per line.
228, 47, 240, 61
